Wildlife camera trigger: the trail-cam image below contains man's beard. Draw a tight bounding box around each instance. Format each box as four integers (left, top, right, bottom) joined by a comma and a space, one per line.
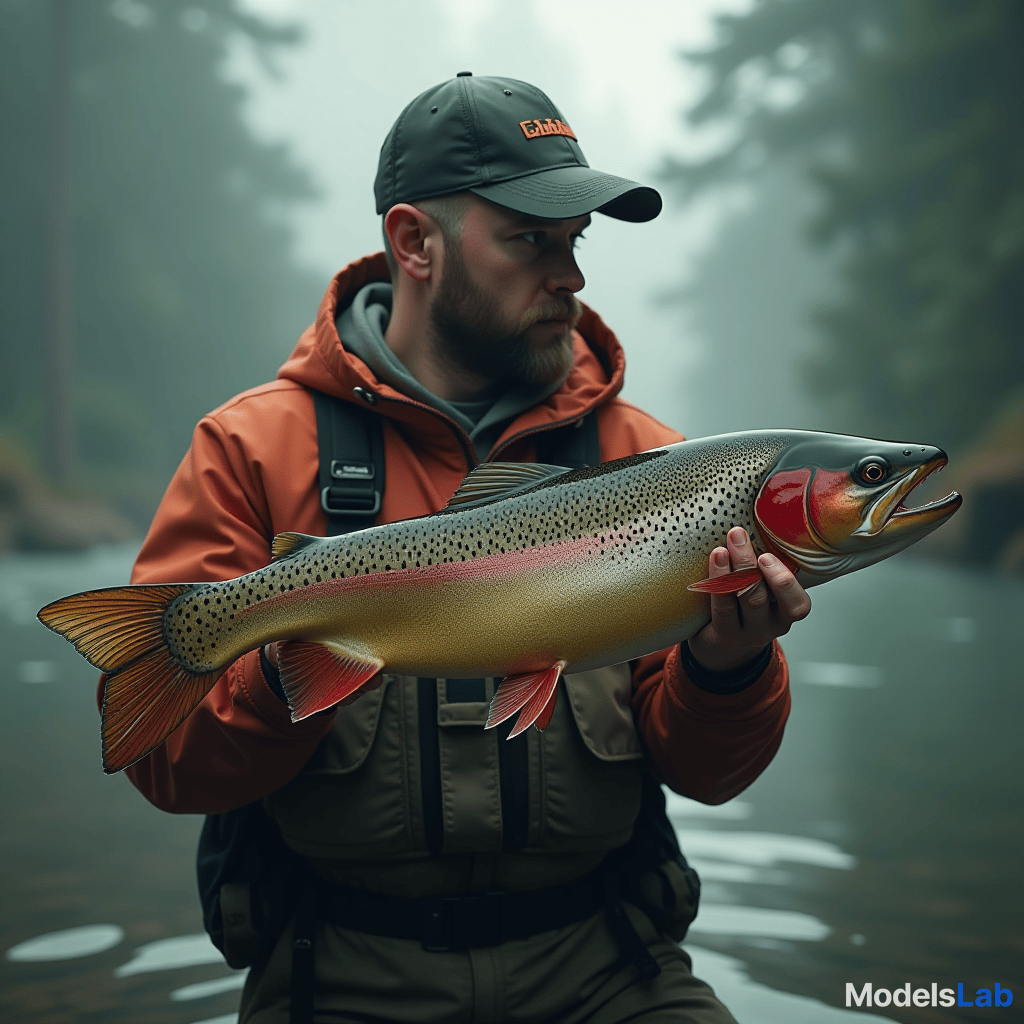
428, 239, 581, 390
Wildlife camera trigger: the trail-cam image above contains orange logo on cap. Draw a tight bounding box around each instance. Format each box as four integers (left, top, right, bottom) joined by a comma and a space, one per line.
519, 118, 578, 141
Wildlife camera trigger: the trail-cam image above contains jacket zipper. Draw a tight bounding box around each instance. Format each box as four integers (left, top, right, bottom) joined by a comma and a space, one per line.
374, 393, 478, 472
374, 393, 594, 471
488, 417, 589, 463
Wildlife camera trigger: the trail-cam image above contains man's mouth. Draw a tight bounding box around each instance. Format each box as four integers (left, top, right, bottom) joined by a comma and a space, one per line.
521, 298, 581, 331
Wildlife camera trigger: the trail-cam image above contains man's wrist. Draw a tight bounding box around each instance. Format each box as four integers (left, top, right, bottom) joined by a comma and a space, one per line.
680, 640, 772, 695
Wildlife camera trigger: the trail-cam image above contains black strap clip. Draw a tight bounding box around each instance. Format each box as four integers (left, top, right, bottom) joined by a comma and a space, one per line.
310, 390, 386, 533
421, 893, 503, 951
320, 460, 381, 517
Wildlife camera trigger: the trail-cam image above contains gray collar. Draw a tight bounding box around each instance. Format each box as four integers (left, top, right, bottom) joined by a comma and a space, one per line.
336, 281, 568, 460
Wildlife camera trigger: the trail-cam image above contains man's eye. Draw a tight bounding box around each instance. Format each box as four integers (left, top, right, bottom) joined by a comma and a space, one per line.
572, 232, 586, 249
520, 231, 544, 244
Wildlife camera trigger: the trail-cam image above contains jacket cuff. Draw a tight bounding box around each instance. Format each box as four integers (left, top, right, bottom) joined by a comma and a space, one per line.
664, 641, 787, 718
237, 649, 335, 733
680, 640, 772, 695
256, 644, 340, 719
259, 644, 286, 702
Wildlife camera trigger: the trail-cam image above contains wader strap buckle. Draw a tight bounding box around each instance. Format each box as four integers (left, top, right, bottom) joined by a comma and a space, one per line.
320, 459, 380, 516
311, 390, 385, 530
421, 893, 503, 951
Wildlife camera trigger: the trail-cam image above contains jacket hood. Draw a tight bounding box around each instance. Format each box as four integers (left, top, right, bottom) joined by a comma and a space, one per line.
277, 253, 627, 443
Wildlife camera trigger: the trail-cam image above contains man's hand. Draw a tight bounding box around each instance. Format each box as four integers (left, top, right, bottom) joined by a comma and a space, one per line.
264, 643, 384, 708
687, 527, 811, 674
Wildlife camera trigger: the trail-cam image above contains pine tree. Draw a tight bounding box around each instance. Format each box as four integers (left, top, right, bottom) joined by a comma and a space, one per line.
0, 0, 321, 514
665, 0, 1023, 451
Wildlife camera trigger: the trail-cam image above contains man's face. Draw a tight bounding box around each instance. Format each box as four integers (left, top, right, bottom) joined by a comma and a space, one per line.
428, 198, 588, 391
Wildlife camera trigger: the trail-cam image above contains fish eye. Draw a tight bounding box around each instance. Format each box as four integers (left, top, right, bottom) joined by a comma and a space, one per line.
856, 459, 889, 485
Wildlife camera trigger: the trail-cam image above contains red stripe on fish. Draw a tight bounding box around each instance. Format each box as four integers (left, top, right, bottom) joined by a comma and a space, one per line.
247, 529, 626, 618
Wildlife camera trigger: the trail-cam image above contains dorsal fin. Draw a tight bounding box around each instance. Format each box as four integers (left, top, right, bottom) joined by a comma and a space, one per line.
442, 462, 572, 513
271, 531, 320, 562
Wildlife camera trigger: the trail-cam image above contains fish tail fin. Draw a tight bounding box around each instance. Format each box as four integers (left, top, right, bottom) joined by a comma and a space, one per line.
38, 584, 190, 672
38, 584, 222, 774
100, 649, 224, 774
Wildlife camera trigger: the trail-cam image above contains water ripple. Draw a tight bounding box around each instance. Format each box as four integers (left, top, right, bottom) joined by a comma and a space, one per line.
676, 830, 856, 870
172, 971, 248, 1001
114, 934, 225, 977
690, 904, 831, 941
6, 924, 124, 961
688, 946, 898, 1022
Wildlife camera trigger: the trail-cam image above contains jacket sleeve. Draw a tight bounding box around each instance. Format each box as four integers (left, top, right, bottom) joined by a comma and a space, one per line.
630, 641, 791, 805
111, 412, 337, 814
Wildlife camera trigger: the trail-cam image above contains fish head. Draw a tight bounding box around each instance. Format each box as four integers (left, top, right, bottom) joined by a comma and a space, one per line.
753, 432, 962, 585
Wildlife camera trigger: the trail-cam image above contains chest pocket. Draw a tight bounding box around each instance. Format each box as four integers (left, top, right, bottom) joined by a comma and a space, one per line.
265, 676, 411, 861
533, 665, 644, 853
266, 665, 645, 862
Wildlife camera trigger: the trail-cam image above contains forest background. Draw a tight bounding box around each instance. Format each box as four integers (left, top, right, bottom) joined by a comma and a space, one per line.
1, 0, 1020, 567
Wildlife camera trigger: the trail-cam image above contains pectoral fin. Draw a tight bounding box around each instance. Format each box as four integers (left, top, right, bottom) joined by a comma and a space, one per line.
486, 661, 566, 739
278, 640, 384, 721
687, 566, 764, 595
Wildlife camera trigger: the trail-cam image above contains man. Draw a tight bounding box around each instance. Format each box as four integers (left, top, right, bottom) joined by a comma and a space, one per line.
123, 74, 809, 1022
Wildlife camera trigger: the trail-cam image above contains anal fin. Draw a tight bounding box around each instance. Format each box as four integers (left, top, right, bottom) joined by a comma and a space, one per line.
485, 661, 566, 740
687, 566, 763, 595
278, 640, 384, 721
532, 682, 559, 732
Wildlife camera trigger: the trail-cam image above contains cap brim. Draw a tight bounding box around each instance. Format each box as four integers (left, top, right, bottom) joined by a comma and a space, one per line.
470, 165, 662, 223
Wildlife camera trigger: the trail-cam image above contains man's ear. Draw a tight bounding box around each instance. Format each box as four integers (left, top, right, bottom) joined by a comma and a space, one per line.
385, 204, 439, 284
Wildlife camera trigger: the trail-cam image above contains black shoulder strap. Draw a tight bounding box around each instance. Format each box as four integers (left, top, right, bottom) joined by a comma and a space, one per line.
312, 399, 597, 535
535, 412, 600, 470
311, 389, 386, 537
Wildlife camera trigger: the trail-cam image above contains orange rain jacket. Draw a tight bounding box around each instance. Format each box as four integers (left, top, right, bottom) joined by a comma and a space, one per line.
118, 253, 791, 815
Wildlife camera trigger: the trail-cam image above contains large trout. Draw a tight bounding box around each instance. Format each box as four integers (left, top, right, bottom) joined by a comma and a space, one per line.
39, 430, 961, 773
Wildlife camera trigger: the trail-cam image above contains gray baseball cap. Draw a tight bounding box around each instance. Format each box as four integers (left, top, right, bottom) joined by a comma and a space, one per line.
374, 73, 662, 222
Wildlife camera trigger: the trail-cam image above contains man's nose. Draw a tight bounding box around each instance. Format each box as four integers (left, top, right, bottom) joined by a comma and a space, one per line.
546, 251, 585, 295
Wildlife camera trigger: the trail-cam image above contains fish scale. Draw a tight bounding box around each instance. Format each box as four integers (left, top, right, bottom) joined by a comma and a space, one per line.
38, 429, 961, 773
164, 436, 786, 675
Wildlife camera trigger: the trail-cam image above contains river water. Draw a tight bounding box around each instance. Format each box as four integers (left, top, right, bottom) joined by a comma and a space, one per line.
1, 545, 1020, 1023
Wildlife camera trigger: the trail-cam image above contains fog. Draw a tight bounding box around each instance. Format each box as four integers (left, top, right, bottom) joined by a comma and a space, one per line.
223, 0, 824, 437
3, 0, 1018, 565
1, 5, 1020, 1022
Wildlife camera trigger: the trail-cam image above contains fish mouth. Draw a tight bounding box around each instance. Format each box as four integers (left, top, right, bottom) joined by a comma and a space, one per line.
860, 453, 962, 540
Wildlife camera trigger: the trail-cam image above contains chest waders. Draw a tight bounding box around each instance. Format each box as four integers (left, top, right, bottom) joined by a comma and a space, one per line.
196, 391, 701, 1024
